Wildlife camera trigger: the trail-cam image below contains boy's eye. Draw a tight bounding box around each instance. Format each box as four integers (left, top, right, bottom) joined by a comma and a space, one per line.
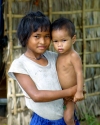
62, 40, 66, 42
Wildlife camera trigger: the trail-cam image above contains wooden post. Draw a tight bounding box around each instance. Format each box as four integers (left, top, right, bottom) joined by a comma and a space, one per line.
49, 0, 52, 22
48, 0, 53, 50
8, 0, 13, 63
82, 0, 87, 99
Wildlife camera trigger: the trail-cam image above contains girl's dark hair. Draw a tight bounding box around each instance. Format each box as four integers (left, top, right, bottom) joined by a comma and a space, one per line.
17, 11, 51, 47
51, 17, 75, 38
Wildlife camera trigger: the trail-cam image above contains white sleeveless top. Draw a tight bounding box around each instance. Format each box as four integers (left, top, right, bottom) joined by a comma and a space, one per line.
8, 51, 64, 120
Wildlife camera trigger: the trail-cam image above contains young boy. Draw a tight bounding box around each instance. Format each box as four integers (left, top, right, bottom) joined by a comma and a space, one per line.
51, 17, 84, 125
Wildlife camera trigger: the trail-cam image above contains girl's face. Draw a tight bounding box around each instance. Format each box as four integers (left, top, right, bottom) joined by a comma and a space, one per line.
26, 28, 51, 55
52, 29, 76, 54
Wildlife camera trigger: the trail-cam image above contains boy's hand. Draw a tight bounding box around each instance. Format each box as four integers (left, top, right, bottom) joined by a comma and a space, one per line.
73, 91, 84, 102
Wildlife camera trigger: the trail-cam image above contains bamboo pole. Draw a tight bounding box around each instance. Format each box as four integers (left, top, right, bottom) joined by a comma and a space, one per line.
6, 24, 100, 31
48, 0, 53, 51
11, 79, 17, 115
7, 0, 13, 124
78, 52, 100, 56
7, 8, 100, 18
8, 0, 13, 62
85, 51, 100, 54
11, 36, 99, 42
86, 37, 100, 41
4, 0, 9, 100
7, 62, 10, 65
9, 93, 24, 98
85, 64, 100, 67
48, 0, 52, 22
82, 0, 86, 78
76, 24, 100, 29
7, 78, 12, 125
85, 24, 100, 28
73, 37, 100, 41
13, 46, 22, 49
85, 9, 100, 12
49, 9, 100, 15
11, 107, 28, 114
85, 75, 100, 82
6, 11, 82, 17
52, 10, 82, 14
86, 92, 100, 97
7, 12, 48, 18
12, 0, 29, 1
82, 0, 87, 100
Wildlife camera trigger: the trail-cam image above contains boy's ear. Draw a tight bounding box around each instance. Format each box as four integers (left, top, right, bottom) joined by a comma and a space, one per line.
72, 35, 76, 44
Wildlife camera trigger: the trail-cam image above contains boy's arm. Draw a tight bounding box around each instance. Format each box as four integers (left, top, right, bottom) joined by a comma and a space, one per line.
71, 51, 84, 101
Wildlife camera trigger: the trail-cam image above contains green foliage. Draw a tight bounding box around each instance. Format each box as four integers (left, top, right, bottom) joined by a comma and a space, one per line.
84, 114, 100, 125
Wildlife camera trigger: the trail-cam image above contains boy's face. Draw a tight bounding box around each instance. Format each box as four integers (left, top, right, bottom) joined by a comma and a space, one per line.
52, 29, 76, 54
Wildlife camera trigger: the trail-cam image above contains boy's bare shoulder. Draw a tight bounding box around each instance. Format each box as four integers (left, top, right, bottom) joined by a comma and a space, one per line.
70, 50, 81, 60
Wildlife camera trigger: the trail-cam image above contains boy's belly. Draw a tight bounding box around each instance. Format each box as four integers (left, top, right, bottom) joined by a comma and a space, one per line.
58, 73, 77, 89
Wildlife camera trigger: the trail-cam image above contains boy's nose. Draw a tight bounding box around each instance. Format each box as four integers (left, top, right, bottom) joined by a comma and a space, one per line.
58, 42, 62, 47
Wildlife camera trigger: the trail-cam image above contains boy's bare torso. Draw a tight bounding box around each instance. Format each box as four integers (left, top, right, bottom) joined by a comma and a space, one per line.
57, 51, 77, 89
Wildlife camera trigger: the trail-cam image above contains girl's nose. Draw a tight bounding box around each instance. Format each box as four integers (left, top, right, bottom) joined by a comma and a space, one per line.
40, 38, 45, 44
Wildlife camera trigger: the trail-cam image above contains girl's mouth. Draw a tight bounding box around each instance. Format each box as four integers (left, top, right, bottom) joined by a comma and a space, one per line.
38, 46, 46, 50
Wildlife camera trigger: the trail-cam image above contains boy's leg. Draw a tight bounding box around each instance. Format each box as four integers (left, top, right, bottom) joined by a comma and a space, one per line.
64, 101, 75, 125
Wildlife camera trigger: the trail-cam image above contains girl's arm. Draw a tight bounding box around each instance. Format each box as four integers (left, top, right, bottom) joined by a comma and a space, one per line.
14, 73, 77, 102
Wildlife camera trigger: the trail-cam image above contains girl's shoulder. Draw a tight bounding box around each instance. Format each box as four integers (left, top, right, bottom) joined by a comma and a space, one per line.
8, 54, 28, 79
44, 50, 58, 59
13, 53, 31, 62
11, 54, 25, 66
9, 54, 29, 73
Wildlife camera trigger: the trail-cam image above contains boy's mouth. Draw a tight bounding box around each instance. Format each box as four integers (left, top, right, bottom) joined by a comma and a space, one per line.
58, 48, 63, 52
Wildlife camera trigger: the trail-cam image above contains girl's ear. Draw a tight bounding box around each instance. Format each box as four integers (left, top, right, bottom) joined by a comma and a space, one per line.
72, 35, 76, 44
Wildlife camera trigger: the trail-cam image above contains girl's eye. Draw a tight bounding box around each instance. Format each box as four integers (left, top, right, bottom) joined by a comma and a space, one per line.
34, 36, 39, 38
45, 35, 50, 38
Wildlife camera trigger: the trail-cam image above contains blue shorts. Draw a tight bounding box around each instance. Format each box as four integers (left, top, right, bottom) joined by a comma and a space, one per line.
30, 112, 80, 125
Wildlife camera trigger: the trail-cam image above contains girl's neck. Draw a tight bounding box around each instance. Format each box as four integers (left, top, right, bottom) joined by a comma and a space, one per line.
24, 51, 43, 60
24, 51, 48, 66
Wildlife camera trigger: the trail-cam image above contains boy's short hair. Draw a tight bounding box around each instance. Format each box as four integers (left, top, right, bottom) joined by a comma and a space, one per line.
17, 11, 51, 47
51, 17, 75, 38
